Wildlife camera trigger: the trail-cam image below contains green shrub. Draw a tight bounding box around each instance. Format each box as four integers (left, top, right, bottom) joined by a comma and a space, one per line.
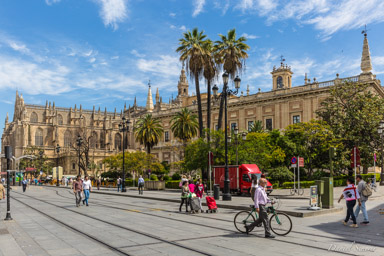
312, 170, 329, 180
166, 180, 181, 189
150, 174, 158, 181
163, 175, 171, 181
172, 173, 181, 180
281, 181, 315, 189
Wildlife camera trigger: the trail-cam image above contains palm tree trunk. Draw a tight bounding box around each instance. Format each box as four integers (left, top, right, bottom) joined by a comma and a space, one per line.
217, 84, 227, 130
207, 80, 211, 142
195, 73, 204, 137
147, 143, 151, 154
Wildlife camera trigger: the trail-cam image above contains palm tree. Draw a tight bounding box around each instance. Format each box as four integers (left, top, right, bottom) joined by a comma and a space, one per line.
214, 28, 250, 130
203, 40, 217, 142
176, 28, 208, 137
134, 114, 164, 154
171, 108, 199, 146
249, 120, 264, 133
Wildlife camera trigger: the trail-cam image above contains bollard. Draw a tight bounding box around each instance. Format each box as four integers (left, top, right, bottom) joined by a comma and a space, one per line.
4, 146, 12, 221
213, 184, 220, 200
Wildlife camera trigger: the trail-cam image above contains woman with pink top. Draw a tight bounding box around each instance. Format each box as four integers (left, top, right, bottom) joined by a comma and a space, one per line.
188, 179, 195, 193
195, 178, 205, 213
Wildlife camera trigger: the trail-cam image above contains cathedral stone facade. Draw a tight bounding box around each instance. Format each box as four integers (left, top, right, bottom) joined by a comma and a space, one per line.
2, 35, 383, 175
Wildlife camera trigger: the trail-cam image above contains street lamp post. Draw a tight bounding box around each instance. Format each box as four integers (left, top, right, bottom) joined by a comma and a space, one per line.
378, 120, 384, 186
119, 116, 131, 193
76, 136, 83, 176
56, 144, 60, 186
212, 73, 241, 201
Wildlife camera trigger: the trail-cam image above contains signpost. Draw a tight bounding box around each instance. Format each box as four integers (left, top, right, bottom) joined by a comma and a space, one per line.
308, 185, 320, 210
351, 147, 360, 184
291, 157, 297, 192
208, 151, 213, 196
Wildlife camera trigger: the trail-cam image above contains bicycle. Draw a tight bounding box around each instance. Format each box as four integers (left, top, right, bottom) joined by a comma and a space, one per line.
234, 201, 292, 236
290, 187, 304, 196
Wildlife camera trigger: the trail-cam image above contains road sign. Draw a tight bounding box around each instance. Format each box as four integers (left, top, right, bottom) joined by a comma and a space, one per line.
291, 157, 297, 164
291, 164, 297, 168
299, 157, 304, 167
351, 147, 361, 168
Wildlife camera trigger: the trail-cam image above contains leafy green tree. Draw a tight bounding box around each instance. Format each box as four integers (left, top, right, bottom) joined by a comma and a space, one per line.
317, 81, 384, 173
19, 146, 51, 178
134, 114, 164, 154
171, 108, 199, 145
214, 28, 250, 129
176, 28, 209, 137
267, 166, 293, 186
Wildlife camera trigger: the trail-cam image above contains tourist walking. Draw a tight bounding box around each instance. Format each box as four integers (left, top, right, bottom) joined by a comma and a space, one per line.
82, 175, 92, 206
0, 180, 5, 200
179, 180, 190, 213
138, 175, 144, 195
97, 177, 101, 190
117, 176, 122, 192
188, 179, 195, 193
22, 177, 28, 192
245, 178, 275, 238
73, 175, 83, 207
354, 175, 370, 224
195, 179, 205, 213
338, 177, 361, 228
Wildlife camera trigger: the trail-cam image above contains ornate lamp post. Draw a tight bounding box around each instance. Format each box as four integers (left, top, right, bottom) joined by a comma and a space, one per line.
378, 120, 384, 186
76, 136, 83, 176
212, 73, 241, 201
119, 116, 131, 193
55, 144, 60, 186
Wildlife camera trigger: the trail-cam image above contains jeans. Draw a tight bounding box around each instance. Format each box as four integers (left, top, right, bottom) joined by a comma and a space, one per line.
197, 197, 203, 210
354, 200, 369, 222
345, 200, 357, 224
83, 189, 90, 205
75, 191, 82, 206
138, 183, 144, 195
247, 205, 271, 236
22, 184, 27, 192
179, 198, 189, 212
117, 184, 121, 192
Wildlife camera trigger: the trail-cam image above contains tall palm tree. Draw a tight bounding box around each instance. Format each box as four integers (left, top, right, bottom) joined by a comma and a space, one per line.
203, 40, 217, 142
214, 28, 250, 130
176, 28, 208, 137
134, 114, 164, 154
171, 108, 199, 145
249, 120, 264, 133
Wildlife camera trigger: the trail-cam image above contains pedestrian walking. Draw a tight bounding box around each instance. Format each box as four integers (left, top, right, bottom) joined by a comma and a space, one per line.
195, 178, 205, 213
0, 180, 5, 200
65, 177, 68, 187
354, 175, 370, 224
188, 179, 195, 193
97, 177, 101, 190
138, 175, 145, 195
117, 176, 122, 192
338, 177, 361, 228
245, 178, 275, 238
179, 175, 187, 188
22, 177, 28, 192
82, 175, 92, 206
179, 180, 190, 213
73, 175, 83, 207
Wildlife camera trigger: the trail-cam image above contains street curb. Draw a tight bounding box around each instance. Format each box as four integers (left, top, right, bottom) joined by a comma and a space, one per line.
42, 185, 343, 218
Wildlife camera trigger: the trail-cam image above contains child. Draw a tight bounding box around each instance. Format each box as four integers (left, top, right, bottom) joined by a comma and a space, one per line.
179, 181, 190, 213
195, 179, 205, 213
338, 177, 361, 228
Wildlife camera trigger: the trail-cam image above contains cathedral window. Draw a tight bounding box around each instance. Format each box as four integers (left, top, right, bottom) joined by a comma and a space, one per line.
248, 121, 254, 132
30, 112, 38, 123
64, 131, 72, 147
35, 128, 43, 146
90, 132, 98, 148
293, 115, 300, 124
72, 163, 76, 170
231, 123, 237, 131
277, 76, 283, 89
165, 131, 169, 142
57, 114, 63, 125
266, 119, 273, 131
100, 131, 105, 149
115, 133, 122, 151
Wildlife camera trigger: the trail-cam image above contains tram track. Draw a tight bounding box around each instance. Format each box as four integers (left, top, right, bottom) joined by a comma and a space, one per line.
39, 187, 368, 255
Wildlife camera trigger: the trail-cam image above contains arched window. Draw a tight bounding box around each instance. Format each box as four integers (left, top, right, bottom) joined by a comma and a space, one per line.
64, 130, 72, 147
90, 132, 98, 148
57, 114, 63, 125
100, 131, 106, 149
115, 133, 122, 151
35, 128, 43, 146
277, 76, 283, 88
30, 112, 38, 123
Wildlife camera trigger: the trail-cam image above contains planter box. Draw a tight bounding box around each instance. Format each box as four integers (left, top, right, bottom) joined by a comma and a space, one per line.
145, 181, 165, 190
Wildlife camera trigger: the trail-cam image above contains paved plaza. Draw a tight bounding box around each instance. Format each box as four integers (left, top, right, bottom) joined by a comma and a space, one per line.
0, 186, 382, 256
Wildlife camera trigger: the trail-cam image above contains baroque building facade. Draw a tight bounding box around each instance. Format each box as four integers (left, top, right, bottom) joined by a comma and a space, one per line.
2, 34, 383, 175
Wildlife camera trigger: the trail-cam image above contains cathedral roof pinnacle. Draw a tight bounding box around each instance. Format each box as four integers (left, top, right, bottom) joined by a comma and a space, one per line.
156, 88, 160, 103
146, 81, 154, 112
361, 29, 372, 73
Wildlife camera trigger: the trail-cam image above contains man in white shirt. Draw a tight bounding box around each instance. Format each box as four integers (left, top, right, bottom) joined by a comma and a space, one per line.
138, 175, 144, 195
82, 176, 92, 206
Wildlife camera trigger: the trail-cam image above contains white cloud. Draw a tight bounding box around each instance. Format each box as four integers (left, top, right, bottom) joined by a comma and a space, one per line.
169, 12, 176, 17
241, 33, 259, 39
137, 55, 180, 78
9, 42, 30, 54
89, 57, 96, 63
180, 25, 187, 31
130, 49, 145, 58
45, 0, 61, 5
170, 25, 187, 31
93, 0, 128, 30
111, 56, 119, 60
236, 0, 278, 15
192, 0, 206, 17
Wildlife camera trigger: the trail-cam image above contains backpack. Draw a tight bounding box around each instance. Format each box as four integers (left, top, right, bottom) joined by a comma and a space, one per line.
361, 182, 372, 197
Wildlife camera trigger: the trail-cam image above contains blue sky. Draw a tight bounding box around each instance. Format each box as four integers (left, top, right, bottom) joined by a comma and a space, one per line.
1, 0, 384, 139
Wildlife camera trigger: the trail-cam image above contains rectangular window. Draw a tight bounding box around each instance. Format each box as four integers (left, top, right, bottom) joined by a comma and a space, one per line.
231, 123, 237, 131
293, 115, 300, 124
215, 125, 219, 131
248, 121, 254, 131
72, 163, 76, 169
165, 131, 169, 142
266, 119, 273, 131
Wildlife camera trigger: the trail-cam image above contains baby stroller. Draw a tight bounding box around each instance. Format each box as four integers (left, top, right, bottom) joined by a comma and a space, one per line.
190, 196, 201, 214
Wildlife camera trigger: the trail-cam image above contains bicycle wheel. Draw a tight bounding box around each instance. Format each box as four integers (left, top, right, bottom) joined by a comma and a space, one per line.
290, 188, 296, 195
269, 213, 292, 236
234, 211, 256, 233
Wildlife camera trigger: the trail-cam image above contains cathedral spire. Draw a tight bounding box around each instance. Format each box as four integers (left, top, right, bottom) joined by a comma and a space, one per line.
156, 87, 160, 103
146, 80, 154, 112
361, 30, 372, 73
124, 102, 127, 112
5, 113, 8, 124
134, 96, 137, 107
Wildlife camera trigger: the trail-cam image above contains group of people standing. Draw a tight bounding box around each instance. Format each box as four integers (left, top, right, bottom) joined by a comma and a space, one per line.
179, 175, 205, 213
